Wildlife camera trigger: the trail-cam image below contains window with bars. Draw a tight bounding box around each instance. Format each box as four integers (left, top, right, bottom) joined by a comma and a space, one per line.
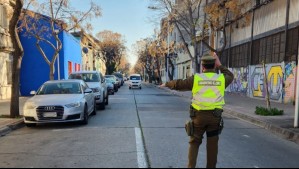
286, 28, 299, 62
252, 32, 285, 65
230, 43, 249, 68
220, 49, 229, 67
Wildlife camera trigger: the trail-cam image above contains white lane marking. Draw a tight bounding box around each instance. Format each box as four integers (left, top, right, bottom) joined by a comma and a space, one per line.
135, 127, 148, 168
243, 135, 250, 138
254, 166, 259, 168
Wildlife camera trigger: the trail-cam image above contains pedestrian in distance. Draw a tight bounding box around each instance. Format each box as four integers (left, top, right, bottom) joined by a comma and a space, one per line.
161, 53, 234, 168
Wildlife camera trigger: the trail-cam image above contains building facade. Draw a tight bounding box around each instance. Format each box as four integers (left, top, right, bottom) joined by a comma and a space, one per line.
72, 31, 106, 75
0, 0, 14, 100
19, 17, 82, 96
216, 0, 298, 104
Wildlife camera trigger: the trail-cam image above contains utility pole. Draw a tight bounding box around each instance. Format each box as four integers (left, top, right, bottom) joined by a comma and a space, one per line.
295, 56, 299, 128
166, 20, 170, 83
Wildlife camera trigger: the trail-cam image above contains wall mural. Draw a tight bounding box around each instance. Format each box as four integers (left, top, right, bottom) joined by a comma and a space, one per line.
228, 62, 298, 104
249, 63, 284, 102
228, 67, 248, 94
284, 62, 297, 103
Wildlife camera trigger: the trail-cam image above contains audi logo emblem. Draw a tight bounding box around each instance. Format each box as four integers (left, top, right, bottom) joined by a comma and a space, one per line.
45, 107, 55, 111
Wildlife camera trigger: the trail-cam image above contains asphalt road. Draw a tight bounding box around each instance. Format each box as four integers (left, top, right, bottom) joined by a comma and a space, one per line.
0, 83, 299, 168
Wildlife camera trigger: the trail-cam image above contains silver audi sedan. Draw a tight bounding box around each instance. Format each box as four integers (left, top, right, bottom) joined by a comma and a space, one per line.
23, 80, 96, 127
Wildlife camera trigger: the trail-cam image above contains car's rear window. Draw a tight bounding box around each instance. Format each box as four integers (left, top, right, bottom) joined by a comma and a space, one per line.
69, 73, 100, 82
130, 76, 141, 80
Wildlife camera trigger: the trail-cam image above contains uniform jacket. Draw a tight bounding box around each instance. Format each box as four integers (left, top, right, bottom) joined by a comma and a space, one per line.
165, 66, 234, 92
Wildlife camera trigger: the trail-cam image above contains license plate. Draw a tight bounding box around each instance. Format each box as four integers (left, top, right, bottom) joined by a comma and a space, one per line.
43, 112, 57, 118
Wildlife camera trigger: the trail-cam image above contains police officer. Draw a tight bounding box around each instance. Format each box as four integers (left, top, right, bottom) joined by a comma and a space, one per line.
163, 53, 233, 168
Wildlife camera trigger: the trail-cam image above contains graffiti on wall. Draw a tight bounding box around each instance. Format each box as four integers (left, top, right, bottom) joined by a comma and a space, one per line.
228, 67, 248, 94
284, 62, 297, 103
249, 63, 284, 102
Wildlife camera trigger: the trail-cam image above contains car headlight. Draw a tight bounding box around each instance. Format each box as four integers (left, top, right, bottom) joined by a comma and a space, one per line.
65, 102, 81, 108
92, 88, 100, 93
24, 102, 37, 110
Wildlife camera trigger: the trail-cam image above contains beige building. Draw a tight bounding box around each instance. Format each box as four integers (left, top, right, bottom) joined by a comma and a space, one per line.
214, 0, 299, 104
0, 0, 14, 100
72, 31, 106, 75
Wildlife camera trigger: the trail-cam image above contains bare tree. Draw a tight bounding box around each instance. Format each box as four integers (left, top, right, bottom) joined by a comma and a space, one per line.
19, 0, 101, 80
9, 0, 24, 118
150, 0, 252, 73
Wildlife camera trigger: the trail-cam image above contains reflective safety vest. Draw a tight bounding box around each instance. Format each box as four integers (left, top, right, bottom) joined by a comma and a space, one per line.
191, 73, 225, 111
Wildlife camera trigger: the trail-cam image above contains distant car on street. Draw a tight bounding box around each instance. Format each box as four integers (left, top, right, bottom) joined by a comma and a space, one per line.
23, 80, 96, 127
69, 71, 108, 110
129, 74, 142, 90
105, 75, 121, 88
105, 78, 115, 95
113, 72, 124, 86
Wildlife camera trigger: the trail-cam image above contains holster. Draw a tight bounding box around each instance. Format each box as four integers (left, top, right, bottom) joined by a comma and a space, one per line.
185, 120, 194, 137
219, 118, 224, 135
189, 106, 196, 118
213, 108, 223, 118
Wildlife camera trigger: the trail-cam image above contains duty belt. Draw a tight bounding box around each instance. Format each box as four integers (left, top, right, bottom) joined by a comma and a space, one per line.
189, 106, 223, 118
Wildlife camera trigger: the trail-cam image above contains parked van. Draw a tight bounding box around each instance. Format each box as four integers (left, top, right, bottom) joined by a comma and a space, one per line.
129, 74, 142, 90
69, 71, 108, 110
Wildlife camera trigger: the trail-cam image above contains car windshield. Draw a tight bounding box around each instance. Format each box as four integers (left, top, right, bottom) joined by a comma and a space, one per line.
69, 73, 99, 82
105, 75, 116, 81
113, 73, 123, 78
37, 82, 82, 95
130, 76, 141, 80
105, 78, 113, 83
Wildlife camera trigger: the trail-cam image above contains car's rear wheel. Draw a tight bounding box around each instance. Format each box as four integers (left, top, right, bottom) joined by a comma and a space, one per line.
99, 95, 106, 110
81, 106, 89, 125
91, 101, 97, 116
105, 94, 109, 105
25, 123, 36, 127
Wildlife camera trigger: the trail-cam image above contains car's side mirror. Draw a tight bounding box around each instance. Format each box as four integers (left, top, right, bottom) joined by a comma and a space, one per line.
84, 88, 93, 94
30, 91, 36, 95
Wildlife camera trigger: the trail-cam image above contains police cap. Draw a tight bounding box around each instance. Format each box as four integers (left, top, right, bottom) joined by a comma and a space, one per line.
201, 54, 216, 64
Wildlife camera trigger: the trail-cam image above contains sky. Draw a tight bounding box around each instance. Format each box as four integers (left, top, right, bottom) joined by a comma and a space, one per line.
71, 0, 160, 65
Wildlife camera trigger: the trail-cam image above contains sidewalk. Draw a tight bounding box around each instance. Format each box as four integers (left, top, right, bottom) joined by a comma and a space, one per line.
148, 83, 299, 145
0, 97, 29, 136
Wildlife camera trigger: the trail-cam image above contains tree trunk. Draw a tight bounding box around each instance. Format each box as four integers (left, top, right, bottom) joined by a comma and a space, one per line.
50, 63, 55, 80
10, 0, 24, 118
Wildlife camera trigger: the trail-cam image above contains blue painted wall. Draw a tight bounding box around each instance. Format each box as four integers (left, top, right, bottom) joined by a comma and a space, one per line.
60, 31, 82, 79
20, 20, 82, 96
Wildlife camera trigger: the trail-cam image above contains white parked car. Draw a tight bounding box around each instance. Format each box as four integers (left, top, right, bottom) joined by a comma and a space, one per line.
129, 74, 142, 90
69, 71, 108, 110
23, 80, 96, 127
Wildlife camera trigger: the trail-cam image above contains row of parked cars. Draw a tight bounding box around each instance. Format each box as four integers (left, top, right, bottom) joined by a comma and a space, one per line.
23, 71, 126, 127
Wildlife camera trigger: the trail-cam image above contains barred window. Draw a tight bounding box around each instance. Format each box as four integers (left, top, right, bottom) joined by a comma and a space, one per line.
286, 28, 299, 62
252, 32, 285, 65
220, 49, 229, 67
230, 43, 249, 68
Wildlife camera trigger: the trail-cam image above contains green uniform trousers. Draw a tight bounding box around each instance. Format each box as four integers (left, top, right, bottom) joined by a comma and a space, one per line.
188, 111, 221, 168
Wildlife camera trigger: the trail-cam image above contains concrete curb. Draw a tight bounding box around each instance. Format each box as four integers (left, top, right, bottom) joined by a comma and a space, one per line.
0, 119, 24, 137
148, 83, 299, 145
